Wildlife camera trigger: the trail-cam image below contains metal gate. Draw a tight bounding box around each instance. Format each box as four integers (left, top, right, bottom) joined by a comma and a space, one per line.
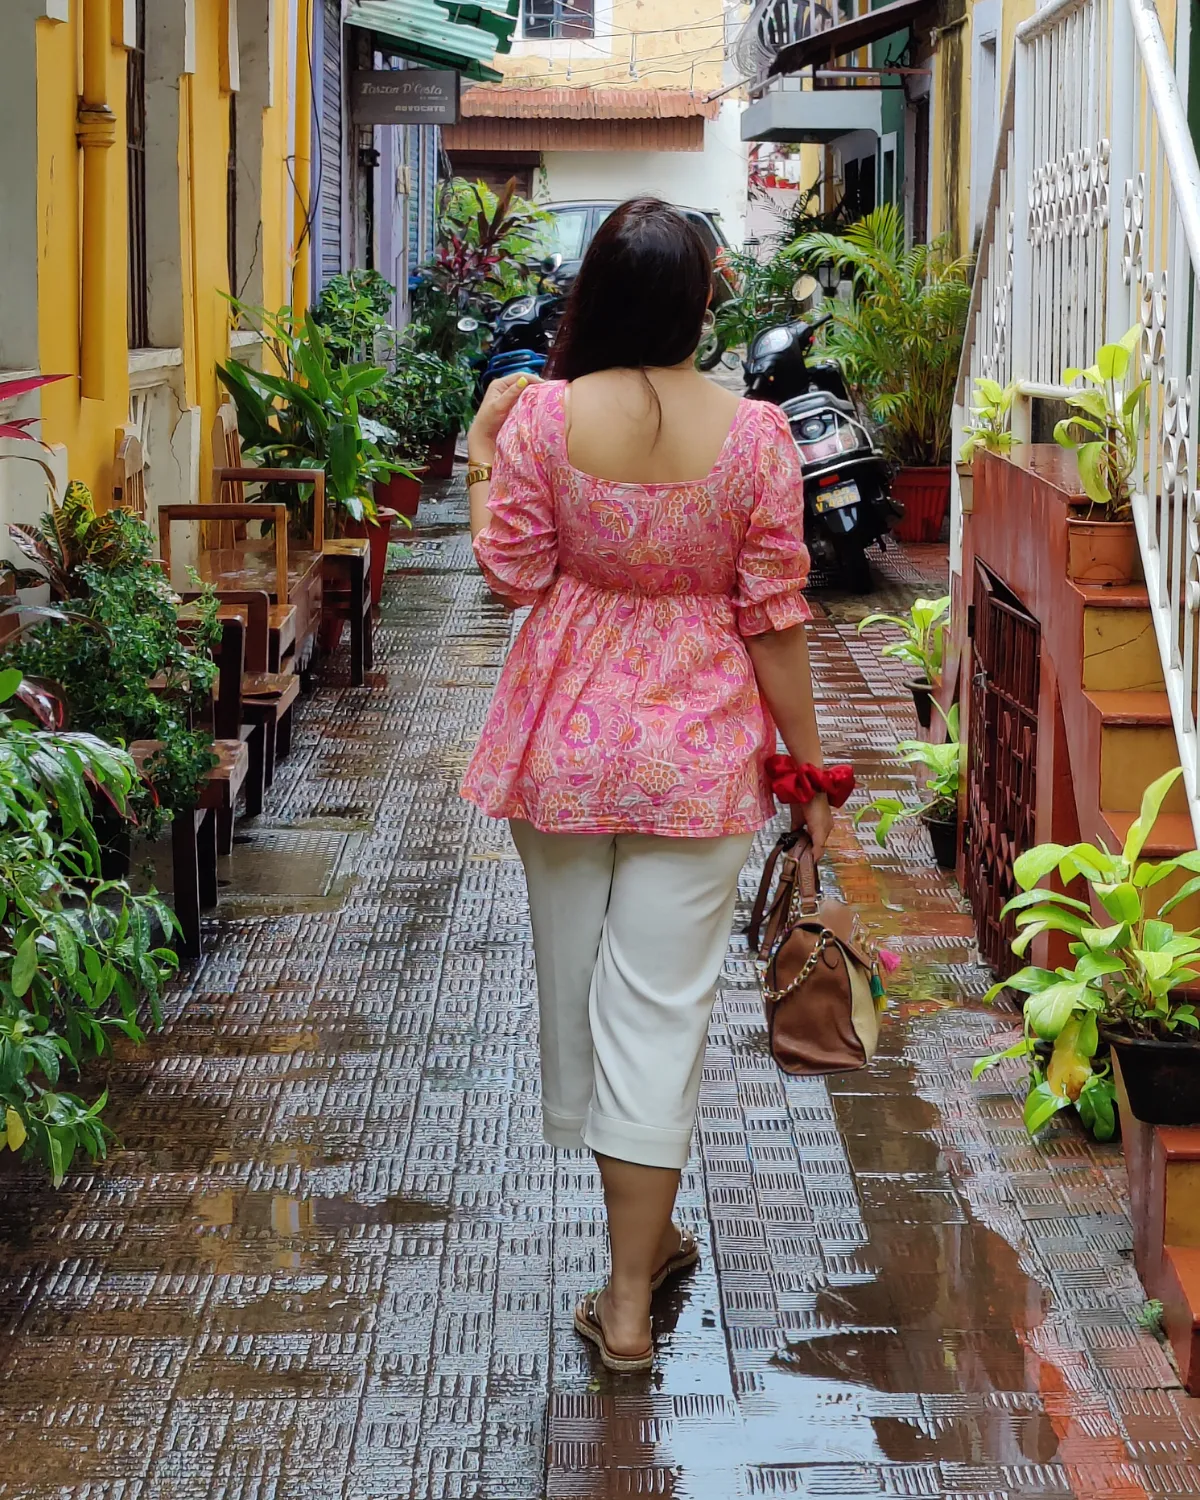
966, 563, 1041, 976
318, 0, 345, 286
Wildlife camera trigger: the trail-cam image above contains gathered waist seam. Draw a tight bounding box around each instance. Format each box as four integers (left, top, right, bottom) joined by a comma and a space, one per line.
554, 568, 731, 602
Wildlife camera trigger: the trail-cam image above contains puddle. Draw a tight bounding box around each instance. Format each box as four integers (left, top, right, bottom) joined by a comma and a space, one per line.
193, 1190, 451, 1234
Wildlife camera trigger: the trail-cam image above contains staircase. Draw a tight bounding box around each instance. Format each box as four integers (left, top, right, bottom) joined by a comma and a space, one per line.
952, 0, 1200, 1389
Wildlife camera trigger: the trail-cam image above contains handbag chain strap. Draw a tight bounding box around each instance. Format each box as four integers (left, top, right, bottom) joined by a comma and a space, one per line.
757, 927, 833, 1006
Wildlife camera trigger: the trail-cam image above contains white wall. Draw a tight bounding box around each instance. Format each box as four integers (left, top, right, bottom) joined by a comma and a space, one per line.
539, 102, 750, 246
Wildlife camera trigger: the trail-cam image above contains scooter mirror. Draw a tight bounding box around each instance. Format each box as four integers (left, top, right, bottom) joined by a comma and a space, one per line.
792, 274, 820, 304
457, 317, 480, 333
542, 253, 563, 274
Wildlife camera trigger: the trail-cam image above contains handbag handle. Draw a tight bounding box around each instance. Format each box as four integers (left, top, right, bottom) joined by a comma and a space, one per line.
748, 830, 821, 953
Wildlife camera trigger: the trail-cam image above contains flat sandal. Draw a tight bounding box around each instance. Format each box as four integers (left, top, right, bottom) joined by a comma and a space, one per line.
650, 1226, 700, 1293
574, 1290, 654, 1373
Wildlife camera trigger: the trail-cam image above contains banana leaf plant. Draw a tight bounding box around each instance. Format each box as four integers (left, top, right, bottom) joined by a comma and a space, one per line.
218, 307, 408, 527
974, 766, 1200, 1140
855, 704, 964, 845
857, 595, 949, 685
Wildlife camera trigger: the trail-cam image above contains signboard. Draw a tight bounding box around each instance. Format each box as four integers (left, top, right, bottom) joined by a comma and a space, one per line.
351, 69, 460, 127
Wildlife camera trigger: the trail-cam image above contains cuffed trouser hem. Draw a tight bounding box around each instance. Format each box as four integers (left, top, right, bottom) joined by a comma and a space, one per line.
582, 1106, 692, 1170
543, 1107, 587, 1151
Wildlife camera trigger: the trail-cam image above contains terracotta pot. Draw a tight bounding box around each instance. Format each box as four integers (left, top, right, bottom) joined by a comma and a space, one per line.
1103, 1028, 1200, 1126
922, 810, 959, 870
1065, 516, 1138, 586
891, 466, 952, 543
909, 678, 934, 730
376, 471, 422, 519
345, 506, 399, 607
425, 431, 459, 480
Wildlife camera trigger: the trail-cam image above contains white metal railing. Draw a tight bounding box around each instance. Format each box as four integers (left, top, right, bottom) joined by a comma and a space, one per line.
952, 0, 1200, 839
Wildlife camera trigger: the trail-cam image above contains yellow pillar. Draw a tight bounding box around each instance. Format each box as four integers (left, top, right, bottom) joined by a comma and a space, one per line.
291, 0, 314, 313
78, 0, 118, 402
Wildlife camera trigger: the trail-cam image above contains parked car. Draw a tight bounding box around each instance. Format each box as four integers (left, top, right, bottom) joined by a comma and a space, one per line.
540, 199, 734, 290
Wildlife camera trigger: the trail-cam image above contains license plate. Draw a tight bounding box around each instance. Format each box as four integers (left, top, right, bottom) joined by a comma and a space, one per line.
813, 481, 860, 514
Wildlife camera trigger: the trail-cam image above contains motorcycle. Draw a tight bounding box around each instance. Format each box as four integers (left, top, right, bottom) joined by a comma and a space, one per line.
743, 278, 896, 592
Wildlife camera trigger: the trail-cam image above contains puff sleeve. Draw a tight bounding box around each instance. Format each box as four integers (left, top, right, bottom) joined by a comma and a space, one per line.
472, 386, 558, 606
733, 403, 812, 636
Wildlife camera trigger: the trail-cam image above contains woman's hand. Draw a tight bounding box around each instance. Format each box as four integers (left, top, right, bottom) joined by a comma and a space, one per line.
468, 372, 540, 466
791, 792, 832, 860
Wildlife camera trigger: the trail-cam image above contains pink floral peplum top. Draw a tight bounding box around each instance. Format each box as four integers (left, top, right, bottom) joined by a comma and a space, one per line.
460, 379, 811, 837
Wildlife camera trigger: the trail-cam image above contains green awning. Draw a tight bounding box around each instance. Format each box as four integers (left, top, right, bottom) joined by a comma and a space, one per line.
345, 0, 518, 84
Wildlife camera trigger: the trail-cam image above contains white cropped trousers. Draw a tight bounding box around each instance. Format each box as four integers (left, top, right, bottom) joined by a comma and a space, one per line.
510, 820, 754, 1170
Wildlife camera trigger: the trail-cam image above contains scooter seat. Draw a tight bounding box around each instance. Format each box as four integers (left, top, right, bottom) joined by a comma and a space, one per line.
780, 390, 856, 419
488, 351, 548, 375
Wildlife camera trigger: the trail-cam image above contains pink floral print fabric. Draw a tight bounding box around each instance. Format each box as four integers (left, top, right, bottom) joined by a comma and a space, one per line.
461, 380, 811, 836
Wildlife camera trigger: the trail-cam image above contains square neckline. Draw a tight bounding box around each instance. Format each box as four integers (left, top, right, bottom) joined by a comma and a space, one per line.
551, 379, 751, 489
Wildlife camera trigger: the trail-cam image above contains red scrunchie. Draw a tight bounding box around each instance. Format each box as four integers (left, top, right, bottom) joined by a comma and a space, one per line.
765, 756, 855, 808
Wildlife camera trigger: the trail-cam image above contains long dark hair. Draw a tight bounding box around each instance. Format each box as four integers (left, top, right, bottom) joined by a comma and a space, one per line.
548, 198, 711, 380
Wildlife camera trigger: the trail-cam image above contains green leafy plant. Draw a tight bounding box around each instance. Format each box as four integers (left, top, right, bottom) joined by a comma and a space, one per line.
857, 595, 949, 686
792, 204, 972, 467
973, 767, 1200, 1140
1052, 326, 1146, 520
411, 178, 551, 361
712, 245, 819, 353
4, 488, 220, 834
219, 303, 406, 526
0, 668, 178, 1184
855, 704, 964, 845
313, 269, 395, 365
364, 341, 475, 460
960, 378, 1018, 461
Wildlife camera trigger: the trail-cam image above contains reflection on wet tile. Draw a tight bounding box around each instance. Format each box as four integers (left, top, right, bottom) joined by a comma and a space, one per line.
1, 496, 1198, 1498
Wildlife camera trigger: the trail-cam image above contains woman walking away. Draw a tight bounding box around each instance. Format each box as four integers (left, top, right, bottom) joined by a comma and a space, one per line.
461, 198, 830, 1372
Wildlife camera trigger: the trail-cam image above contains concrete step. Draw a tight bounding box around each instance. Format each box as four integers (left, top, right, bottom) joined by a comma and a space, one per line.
1085, 689, 1173, 726
1101, 809, 1195, 858
1081, 595, 1165, 692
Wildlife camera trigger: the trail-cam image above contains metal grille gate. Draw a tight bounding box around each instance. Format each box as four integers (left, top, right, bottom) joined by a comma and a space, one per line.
966, 563, 1041, 976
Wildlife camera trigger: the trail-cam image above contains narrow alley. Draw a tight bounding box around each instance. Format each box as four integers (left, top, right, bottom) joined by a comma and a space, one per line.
0, 485, 1196, 1499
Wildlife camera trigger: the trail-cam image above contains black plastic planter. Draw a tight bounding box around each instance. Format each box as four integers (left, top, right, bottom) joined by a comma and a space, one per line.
1103, 1030, 1200, 1126
910, 678, 934, 730
922, 811, 959, 870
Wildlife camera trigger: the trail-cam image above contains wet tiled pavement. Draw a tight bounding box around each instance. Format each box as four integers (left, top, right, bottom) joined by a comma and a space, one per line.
2, 487, 1199, 1499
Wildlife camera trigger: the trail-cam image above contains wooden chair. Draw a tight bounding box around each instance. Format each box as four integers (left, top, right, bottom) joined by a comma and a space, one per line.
186, 589, 300, 789
113, 431, 147, 519
158, 407, 326, 674
213, 400, 369, 680
130, 737, 249, 961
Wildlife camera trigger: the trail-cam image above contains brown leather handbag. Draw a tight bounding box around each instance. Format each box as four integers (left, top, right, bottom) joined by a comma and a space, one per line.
749, 830, 884, 1075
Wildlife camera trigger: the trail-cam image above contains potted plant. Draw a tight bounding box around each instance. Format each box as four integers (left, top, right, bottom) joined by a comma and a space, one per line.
1052, 326, 1145, 586
5, 483, 221, 842
219, 305, 408, 536
858, 595, 949, 729
855, 704, 964, 869
959, 377, 1018, 514
793, 205, 971, 543
974, 767, 1200, 1137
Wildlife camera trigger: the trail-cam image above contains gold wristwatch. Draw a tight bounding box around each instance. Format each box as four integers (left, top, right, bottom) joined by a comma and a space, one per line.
466, 462, 493, 487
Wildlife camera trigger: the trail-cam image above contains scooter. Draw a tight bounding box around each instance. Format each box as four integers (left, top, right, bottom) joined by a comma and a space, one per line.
743, 277, 896, 591
473, 255, 565, 397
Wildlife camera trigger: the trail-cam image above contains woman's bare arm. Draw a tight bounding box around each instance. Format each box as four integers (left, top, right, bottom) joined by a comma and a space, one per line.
744, 622, 832, 856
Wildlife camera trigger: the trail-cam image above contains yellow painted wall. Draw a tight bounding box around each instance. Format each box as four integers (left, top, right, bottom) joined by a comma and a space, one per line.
36, 11, 131, 505
499, 0, 725, 91
32, 0, 306, 506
